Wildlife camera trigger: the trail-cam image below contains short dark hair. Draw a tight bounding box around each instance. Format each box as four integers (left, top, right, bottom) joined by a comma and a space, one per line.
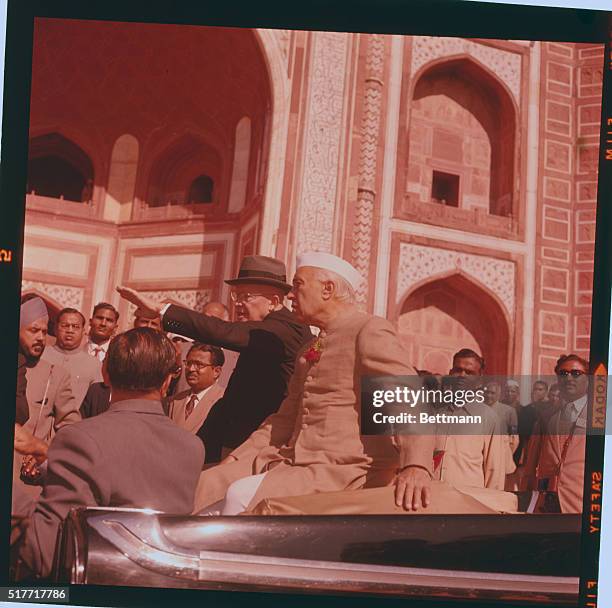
452, 348, 485, 372
188, 343, 225, 367
106, 328, 176, 391
533, 380, 548, 390
92, 302, 119, 322
134, 306, 160, 320
57, 307, 86, 326
554, 354, 589, 375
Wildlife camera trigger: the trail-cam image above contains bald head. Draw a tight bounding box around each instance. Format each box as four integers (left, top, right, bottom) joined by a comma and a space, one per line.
203, 301, 230, 321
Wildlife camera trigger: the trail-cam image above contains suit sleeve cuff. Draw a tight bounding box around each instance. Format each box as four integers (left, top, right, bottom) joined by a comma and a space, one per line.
397, 435, 435, 477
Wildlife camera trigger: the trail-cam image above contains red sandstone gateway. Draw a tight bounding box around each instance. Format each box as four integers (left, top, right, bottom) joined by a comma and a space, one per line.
23, 20, 600, 380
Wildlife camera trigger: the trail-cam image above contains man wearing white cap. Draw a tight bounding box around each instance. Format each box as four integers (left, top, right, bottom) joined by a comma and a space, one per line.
190, 252, 434, 515
12, 297, 81, 520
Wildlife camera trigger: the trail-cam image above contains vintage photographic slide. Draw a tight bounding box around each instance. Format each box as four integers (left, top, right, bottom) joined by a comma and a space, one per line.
1, 1, 610, 607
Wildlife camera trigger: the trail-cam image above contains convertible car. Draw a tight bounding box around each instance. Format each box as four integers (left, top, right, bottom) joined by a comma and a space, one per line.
52, 506, 580, 605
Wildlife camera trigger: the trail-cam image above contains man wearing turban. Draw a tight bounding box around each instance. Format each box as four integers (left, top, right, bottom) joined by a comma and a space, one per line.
12, 297, 80, 520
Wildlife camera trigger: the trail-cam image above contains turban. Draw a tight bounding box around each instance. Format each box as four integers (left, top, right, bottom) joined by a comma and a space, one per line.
20, 297, 49, 327
296, 252, 363, 291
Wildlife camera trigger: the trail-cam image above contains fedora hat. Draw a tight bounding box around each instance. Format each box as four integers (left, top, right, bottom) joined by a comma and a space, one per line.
225, 255, 292, 292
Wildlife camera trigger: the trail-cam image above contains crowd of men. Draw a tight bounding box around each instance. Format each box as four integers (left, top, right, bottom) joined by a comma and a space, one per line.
11, 252, 590, 579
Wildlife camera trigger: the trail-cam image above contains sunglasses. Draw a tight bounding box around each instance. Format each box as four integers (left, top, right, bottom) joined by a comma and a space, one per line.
557, 369, 586, 378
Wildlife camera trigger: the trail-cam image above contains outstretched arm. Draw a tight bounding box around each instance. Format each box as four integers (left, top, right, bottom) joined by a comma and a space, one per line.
116, 286, 163, 316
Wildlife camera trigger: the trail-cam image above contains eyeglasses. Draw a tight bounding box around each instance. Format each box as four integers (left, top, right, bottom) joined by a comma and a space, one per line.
184, 360, 215, 371
230, 292, 267, 304
58, 323, 83, 330
557, 369, 587, 378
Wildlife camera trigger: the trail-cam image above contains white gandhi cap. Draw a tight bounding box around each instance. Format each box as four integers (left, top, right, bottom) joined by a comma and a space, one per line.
296, 251, 363, 291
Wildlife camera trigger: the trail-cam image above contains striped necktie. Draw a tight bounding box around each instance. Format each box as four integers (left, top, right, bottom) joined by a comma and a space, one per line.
185, 394, 198, 419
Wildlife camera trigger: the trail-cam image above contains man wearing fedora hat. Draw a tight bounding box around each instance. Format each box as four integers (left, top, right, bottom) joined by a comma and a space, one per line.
187, 252, 435, 515
117, 255, 313, 462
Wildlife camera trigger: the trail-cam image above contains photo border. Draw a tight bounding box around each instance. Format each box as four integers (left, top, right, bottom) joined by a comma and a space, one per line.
1, 2, 610, 606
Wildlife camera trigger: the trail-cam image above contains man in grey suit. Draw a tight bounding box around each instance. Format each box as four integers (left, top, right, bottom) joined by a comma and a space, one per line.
18, 328, 205, 579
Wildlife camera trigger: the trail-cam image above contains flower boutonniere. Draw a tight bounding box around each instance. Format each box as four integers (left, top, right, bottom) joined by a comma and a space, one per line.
304, 337, 323, 364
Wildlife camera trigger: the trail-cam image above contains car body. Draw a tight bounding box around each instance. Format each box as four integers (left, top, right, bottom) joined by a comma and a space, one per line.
53, 507, 580, 604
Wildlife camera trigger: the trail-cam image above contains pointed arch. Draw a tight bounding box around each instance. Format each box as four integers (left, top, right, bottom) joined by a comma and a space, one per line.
105, 133, 139, 221
252, 29, 291, 255
145, 133, 222, 207
397, 271, 511, 374
409, 55, 517, 218
228, 116, 252, 213
28, 133, 94, 202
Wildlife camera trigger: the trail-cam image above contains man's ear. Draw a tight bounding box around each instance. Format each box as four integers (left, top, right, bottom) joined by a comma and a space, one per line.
321, 280, 335, 300
101, 358, 111, 385
213, 366, 222, 381
270, 293, 283, 309
160, 373, 174, 397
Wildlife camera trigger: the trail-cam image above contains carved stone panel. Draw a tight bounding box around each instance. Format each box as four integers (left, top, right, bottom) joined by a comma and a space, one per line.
21, 280, 84, 311
396, 243, 516, 320
134, 289, 214, 315
297, 32, 349, 254
411, 36, 522, 103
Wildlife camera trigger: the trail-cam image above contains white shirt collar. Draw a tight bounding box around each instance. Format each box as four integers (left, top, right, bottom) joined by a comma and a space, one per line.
87, 338, 109, 352
566, 394, 588, 420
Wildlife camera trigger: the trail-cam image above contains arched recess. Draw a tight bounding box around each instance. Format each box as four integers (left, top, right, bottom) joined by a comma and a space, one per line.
228, 116, 252, 213
145, 133, 222, 207
409, 56, 517, 217
104, 133, 139, 222
252, 29, 291, 255
28, 133, 94, 202
187, 175, 214, 204
397, 272, 510, 375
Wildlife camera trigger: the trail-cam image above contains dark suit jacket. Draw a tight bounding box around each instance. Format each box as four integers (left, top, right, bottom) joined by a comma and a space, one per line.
80, 382, 111, 419
20, 399, 204, 578
514, 402, 539, 466
163, 305, 312, 461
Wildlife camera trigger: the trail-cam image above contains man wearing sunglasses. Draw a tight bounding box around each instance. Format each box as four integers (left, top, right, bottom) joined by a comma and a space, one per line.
117, 255, 313, 462
524, 354, 589, 513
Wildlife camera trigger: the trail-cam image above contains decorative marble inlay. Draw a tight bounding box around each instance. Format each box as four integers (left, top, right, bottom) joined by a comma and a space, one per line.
353, 34, 385, 303
297, 31, 349, 254
133, 289, 214, 316
411, 36, 522, 103
396, 243, 515, 319
22, 280, 84, 311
